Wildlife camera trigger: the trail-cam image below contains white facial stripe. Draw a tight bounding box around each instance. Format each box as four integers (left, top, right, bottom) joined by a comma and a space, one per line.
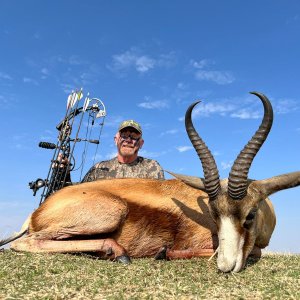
217, 216, 245, 272
219, 216, 239, 253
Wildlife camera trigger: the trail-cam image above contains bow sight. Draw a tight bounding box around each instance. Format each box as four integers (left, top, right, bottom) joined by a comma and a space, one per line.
29, 89, 106, 205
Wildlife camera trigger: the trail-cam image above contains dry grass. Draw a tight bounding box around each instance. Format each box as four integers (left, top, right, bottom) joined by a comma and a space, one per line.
0, 249, 299, 299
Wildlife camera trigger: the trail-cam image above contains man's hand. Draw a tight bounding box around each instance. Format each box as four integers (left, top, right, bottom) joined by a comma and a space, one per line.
52, 153, 69, 169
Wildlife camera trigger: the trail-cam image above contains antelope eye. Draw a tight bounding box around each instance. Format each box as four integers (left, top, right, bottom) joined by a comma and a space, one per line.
246, 211, 256, 221
243, 209, 257, 229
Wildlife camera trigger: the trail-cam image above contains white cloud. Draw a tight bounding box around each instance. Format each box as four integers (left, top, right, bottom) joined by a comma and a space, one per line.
178, 95, 270, 120
176, 146, 193, 152
177, 82, 188, 89
221, 161, 232, 170
109, 50, 155, 73
230, 109, 261, 119
23, 77, 39, 85
68, 55, 88, 66
60, 83, 75, 94
0, 72, 12, 80
213, 151, 221, 156
160, 129, 179, 137
135, 56, 155, 73
193, 102, 236, 117
190, 59, 212, 69
41, 68, 49, 75
0, 93, 15, 108
190, 58, 235, 85
185, 94, 279, 120
274, 99, 299, 114
25, 54, 101, 93
195, 70, 235, 85
111, 51, 135, 68
41, 67, 49, 79
138, 99, 169, 110
108, 49, 176, 74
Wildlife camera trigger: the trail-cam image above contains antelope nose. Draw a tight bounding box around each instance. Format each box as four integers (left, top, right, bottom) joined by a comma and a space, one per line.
217, 256, 236, 273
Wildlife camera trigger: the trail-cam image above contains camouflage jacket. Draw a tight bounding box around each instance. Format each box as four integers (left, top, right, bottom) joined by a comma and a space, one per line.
82, 156, 165, 182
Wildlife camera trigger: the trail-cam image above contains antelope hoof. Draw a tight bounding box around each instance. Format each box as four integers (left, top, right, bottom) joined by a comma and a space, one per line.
154, 246, 168, 260
115, 255, 131, 264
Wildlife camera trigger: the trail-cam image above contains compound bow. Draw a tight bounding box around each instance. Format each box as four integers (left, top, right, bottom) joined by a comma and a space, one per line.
29, 89, 106, 205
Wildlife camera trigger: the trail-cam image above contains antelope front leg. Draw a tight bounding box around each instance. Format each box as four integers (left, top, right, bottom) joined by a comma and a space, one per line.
11, 237, 131, 264
154, 245, 261, 261
155, 246, 215, 260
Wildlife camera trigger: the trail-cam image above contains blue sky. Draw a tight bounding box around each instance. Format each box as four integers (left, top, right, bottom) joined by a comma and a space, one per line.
0, 1, 299, 253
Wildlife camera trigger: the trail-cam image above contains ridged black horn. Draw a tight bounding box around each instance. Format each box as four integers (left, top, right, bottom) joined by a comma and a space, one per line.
228, 92, 273, 200
185, 101, 220, 200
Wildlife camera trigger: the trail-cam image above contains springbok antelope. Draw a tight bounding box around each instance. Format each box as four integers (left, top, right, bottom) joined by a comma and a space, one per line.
1, 92, 299, 272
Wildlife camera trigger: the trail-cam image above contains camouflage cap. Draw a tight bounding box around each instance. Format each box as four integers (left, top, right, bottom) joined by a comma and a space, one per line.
118, 120, 142, 134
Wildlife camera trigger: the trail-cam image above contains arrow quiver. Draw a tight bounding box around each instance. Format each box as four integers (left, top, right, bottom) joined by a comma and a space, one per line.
29, 89, 106, 205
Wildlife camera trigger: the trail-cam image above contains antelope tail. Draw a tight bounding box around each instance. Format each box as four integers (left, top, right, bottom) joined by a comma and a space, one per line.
0, 214, 31, 247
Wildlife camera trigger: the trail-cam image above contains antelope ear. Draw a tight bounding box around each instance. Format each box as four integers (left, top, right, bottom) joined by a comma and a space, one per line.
165, 170, 206, 190
254, 171, 300, 197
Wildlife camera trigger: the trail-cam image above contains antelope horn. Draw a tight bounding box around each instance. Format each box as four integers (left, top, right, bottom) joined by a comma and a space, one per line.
185, 101, 220, 200
165, 170, 206, 190
253, 171, 300, 198
228, 92, 273, 200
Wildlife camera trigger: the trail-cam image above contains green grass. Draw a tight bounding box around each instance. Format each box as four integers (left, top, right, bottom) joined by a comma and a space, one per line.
0, 250, 299, 299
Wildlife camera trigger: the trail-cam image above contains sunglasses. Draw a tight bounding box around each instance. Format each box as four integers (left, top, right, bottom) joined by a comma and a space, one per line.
119, 133, 141, 143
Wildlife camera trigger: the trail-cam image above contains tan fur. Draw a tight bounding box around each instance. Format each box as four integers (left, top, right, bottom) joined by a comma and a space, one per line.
11, 178, 275, 265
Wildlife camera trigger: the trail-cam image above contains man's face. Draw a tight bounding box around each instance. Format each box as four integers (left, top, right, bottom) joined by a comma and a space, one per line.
115, 128, 143, 158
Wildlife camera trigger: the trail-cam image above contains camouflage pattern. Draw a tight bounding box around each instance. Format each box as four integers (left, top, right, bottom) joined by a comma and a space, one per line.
119, 120, 142, 133
82, 156, 164, 182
